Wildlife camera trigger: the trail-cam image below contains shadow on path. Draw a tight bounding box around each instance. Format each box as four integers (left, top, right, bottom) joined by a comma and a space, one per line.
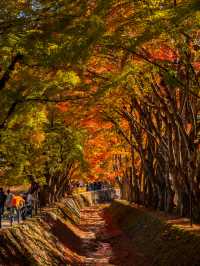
78, 205, 148, 266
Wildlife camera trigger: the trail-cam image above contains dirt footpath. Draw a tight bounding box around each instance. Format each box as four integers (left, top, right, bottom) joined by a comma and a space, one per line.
78, 205, 147, 266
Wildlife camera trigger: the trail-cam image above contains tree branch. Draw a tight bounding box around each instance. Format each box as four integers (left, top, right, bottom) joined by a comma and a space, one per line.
0, 95, 89, 129
0, 53, 23, 91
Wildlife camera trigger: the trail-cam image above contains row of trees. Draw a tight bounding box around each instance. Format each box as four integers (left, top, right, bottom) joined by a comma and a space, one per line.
0, 103, 86, 204
109, 45, 200, 220
83, 0, 200, 222
0, 0, 94, 204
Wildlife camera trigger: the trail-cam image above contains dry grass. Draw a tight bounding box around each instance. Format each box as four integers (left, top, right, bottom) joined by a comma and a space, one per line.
107, 200, 200, 266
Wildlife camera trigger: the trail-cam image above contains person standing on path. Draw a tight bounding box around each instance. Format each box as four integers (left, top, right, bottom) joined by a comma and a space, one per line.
5, 190, 14, 210
26, 192, 34, 217
5, 190, 14, 225
0, 188, 6, 228
21, 192, 33, 220
0, 188, 6, 215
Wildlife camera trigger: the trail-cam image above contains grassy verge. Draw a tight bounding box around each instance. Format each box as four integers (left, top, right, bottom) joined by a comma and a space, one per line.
107, 200, 200, 266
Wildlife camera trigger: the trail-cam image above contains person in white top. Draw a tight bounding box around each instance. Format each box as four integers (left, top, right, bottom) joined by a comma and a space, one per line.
26, 193, 33, 206
5, 190, 14, 209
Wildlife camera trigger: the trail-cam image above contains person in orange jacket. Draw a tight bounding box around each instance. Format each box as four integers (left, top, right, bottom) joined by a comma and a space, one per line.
11, 195, 25, 209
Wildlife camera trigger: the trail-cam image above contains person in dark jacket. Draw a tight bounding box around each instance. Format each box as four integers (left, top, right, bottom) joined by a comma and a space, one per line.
0, 188, 6, 215
93, 182, 97, 191
29, 181, 39, 194
97, 181, 102, 190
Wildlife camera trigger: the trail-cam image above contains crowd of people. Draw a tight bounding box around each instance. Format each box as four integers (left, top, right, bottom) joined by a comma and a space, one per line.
73, 180, 112, 192
0, 181, 40, 226
86, 181, 109, 191
0, 179, 114, 227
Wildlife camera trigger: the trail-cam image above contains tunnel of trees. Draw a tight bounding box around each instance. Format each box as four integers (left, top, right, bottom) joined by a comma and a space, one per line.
0, 0, 199, 221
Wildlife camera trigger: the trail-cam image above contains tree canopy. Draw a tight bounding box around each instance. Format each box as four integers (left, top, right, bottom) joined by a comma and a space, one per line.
0, 0, 199, 217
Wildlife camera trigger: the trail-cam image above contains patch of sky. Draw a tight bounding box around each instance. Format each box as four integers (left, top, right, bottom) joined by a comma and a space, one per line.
17, 0, 42, 19
31, 0, 42, 11
17, 11, 27, 18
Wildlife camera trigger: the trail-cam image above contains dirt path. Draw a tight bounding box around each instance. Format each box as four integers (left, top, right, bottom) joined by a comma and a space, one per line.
78, 205, 146, 266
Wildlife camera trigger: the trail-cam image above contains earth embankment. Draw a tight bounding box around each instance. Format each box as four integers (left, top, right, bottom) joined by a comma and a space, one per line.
0, 194, 91, 266
107, 200, 200, 266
